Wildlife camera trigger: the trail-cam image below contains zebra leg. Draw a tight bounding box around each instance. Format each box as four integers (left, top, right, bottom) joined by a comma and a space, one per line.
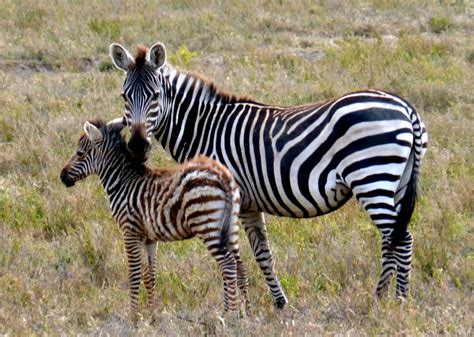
234, 253, 250, 314
123, 234, 144, 315
354, 185, 400, 300
376, 232, 397, 298
199, 233, 238, 312
240, 211, 287, 309
142, 241, 157, 311
394, 230, 413, 300
217, 251, 239, 312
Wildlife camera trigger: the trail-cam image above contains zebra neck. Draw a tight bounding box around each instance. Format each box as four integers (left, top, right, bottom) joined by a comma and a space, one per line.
97, 151, 142, 198
157, 68, 265, 163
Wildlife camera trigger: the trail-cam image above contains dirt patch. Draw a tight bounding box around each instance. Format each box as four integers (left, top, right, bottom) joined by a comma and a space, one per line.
0, 57, 101, 73
0, 59, 59, 72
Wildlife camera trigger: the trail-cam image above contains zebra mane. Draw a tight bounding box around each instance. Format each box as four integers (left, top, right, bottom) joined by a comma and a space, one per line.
131, 44, 259, 104
134, 45, 148, 68
169, 68, 259, 105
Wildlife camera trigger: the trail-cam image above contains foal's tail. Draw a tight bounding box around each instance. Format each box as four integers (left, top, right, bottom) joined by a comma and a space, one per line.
215, 165, 240, 253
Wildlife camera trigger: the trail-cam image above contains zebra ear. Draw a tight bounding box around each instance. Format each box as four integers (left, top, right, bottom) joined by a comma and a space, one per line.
107, 117, 127, 138
147, 42, 166, 70
84, 121, 103, 144
106, 117, 126, 129
109, 43, 134, 72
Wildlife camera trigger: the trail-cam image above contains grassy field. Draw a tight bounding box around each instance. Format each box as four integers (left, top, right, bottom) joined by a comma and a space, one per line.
0, 0, 473, 335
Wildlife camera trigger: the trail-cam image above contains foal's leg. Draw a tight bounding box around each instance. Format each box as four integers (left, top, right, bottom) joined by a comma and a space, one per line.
226, 218, 249, 312
142, 240, 157, 310
235, 253, 250, 313
202, 237, 239, 312
123, 232, 144, 315
218, 251, 239, 312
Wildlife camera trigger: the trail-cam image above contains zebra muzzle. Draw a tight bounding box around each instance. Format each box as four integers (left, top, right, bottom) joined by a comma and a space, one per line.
60, 169, 76, 187
128, 126, 151, 163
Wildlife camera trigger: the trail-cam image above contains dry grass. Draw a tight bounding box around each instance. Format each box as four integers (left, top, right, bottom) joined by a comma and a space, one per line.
0, 1, 473, 335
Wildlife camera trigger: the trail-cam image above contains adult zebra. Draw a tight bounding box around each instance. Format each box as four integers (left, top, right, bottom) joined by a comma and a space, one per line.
110, 42, 428, 307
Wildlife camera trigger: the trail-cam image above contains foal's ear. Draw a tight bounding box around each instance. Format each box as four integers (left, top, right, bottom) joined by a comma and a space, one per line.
84, 121, 103, 143
147, 42, 167, 70
109, 43, 134, 72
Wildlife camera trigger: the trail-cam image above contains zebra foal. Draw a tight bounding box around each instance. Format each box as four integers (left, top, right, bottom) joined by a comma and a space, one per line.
60, 118, 249, 316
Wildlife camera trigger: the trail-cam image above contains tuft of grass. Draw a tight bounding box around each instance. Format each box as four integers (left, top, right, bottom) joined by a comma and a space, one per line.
14, 8, 47, 30
99, 59, 115, 72
428, 15, 452, 34
88, 18, 122, 40
168, 44, 198, 68
351, 24, 380, 38
467, 50, 474, 64
0, 118, 15, 142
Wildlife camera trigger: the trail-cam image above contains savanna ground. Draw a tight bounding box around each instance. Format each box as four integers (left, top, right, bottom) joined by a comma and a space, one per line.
0, 0, 473, 335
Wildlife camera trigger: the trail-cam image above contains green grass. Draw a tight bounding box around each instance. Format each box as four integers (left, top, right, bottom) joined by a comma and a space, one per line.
0, 1, 473, 335
428, 15, 452, 34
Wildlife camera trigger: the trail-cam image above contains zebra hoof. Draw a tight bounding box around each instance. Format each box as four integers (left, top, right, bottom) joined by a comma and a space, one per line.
274, 297, 288, 309
396, 294, 408, 303
375, 287, 388, 299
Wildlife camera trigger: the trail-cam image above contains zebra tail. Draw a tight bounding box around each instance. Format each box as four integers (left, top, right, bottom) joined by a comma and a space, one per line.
392, 106, 427, 244
218, 179, 237, 253
392, 152, 418, 244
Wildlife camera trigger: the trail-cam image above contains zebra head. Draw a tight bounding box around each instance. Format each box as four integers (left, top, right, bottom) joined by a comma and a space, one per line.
109, 42, 168, 162
60, 119, 126, 187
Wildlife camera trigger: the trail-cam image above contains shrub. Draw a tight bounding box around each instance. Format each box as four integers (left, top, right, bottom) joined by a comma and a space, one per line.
168, 45, 197, 68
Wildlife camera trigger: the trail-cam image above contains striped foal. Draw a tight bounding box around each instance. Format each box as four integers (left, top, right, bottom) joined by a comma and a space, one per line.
60, 118, 249, 315
109, 43, 428, 306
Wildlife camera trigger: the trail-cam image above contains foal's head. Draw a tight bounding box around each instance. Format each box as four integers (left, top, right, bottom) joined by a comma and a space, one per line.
60, 118, 126, 187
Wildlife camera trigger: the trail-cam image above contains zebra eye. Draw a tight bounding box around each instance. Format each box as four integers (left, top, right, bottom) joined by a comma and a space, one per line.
76, 149, 86, 157
152, 92, 160, 100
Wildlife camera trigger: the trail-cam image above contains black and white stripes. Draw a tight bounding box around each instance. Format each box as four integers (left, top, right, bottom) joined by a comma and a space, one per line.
61, 118, 249, 315
110, 42, 428, 305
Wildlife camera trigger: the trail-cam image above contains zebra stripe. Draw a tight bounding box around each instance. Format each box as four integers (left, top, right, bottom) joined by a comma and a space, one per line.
60, 118, 249, 315
110, 43, 428, 306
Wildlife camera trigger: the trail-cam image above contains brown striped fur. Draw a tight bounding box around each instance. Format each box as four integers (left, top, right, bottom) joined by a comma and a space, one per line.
60, 118, 249, 318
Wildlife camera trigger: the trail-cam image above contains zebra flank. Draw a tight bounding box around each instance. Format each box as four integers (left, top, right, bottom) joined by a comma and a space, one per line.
60, 118, 249, 315
110, 43, 428, 305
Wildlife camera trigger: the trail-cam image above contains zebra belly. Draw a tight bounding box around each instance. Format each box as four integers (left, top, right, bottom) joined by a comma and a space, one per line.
139, 201, 193, 242
143, 215, 194, 242
237, 169, 353, 218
